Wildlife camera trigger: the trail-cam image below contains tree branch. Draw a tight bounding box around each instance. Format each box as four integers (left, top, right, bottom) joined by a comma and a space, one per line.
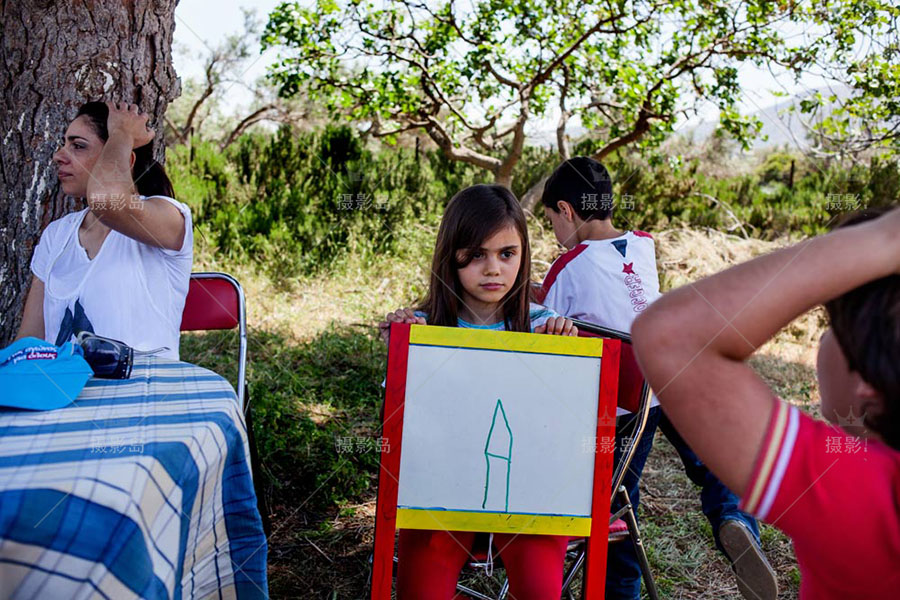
219, 104, 277, 149
557, 66, 571, 160
180, 56, 219, 139
485, 61, 522, 89
523, 7, 651, 93
424, 116, 501, 173
496, 102, 530, 185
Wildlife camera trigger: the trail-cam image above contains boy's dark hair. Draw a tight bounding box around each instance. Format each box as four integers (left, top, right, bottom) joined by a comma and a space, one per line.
541, 156, 614, 221
825, 207, 900, 450
76, 101, 175, 198
419, 184, 532, 332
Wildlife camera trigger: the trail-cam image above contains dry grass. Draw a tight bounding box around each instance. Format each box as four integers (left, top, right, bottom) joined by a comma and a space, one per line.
192, 223, 825, 599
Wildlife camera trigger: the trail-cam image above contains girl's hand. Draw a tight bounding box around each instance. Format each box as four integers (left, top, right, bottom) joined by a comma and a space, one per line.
105, 101, 155, 149
378, 308, 426, 344
534, 316, 578, 336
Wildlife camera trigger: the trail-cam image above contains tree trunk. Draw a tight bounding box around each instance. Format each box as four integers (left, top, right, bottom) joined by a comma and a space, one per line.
520, 175, 550, 213
495, 172, 513, 189
0, 0, 180, 345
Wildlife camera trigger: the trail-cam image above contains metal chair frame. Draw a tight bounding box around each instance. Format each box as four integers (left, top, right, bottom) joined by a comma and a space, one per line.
558, 319, 659, 600
180, 271, 269, 534
180, 271, 248, 412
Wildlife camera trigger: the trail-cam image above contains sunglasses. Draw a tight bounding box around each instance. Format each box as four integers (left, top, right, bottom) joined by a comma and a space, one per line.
75, 331, 134, 379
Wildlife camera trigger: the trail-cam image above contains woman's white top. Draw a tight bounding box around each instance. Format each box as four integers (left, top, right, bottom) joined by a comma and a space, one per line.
30, 196, 193, 360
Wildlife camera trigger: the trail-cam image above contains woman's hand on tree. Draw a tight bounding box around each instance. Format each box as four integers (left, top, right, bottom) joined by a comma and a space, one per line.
105, 101, 155, 149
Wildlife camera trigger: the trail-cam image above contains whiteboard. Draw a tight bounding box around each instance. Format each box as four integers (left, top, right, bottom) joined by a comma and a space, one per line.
397, 343, 602, 518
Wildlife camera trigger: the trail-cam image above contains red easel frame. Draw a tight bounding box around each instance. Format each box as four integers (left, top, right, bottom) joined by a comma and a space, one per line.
371, 323, 620, 599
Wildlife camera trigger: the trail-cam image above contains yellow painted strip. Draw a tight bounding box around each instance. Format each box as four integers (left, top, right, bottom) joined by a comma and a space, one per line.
745, 402, 788, 514
409, 325, 603, 358
396, 508, 592, 536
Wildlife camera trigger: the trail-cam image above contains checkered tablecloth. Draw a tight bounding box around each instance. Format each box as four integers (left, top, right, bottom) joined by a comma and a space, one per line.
0, 357, 268, 599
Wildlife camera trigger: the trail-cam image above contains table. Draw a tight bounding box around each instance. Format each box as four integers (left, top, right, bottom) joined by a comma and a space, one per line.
0, 357, 268, 599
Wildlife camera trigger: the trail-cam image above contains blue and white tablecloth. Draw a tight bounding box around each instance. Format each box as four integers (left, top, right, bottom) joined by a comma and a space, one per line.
0, 357, 268, 599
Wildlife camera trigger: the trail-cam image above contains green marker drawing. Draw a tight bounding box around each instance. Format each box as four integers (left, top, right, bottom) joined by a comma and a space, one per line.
482, 399, 513, 512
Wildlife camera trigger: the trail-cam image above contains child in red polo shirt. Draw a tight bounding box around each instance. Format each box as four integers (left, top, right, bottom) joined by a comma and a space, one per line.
632, 207, 900, 598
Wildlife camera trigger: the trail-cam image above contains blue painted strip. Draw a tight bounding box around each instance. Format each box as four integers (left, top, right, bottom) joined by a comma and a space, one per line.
129, 361, 196, 370
0, 411, 234, 439
409, 343, 603, 360
72, 390, 236, 409
30, 474, 178, 573
396, 505, 591, 518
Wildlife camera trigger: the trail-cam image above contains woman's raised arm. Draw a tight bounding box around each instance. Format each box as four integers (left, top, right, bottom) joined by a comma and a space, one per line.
85, 102, 185, 251
15, 276, 45, 341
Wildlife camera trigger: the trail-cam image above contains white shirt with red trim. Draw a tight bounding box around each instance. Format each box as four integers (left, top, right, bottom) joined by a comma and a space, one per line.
741, 401, 900, 598
537, 231, 661, 414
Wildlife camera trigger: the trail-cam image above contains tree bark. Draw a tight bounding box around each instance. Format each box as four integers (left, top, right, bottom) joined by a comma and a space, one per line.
0, 0, 180, 345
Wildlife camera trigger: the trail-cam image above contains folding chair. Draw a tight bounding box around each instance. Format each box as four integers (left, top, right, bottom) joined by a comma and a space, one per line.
180, 272, 248, 409
451, 321, 659, 600
558, 319, 659, 600
180, 271, 270, 534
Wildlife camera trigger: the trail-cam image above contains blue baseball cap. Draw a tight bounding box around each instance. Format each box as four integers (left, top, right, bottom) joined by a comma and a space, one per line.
0, 337, 93, 410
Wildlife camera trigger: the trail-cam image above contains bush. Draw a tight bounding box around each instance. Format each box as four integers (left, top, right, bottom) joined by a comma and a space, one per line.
167, 127, 900, 278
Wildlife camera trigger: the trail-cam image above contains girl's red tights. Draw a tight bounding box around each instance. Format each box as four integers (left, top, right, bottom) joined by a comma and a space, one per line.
396, 529, 569, 600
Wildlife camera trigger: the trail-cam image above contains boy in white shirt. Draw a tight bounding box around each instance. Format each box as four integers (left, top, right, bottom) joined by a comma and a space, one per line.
538, 157, 776, 600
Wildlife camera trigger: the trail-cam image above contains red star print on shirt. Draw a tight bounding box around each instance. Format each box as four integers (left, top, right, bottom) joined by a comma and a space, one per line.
622, 262, 635, 274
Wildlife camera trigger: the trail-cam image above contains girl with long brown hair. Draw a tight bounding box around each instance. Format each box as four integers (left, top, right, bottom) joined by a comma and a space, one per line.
379, 183, 578, 599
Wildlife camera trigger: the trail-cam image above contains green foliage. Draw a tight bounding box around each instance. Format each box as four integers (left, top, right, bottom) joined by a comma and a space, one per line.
792, 2, 900, 157
756, 151, 798, 185
613, 152, 900, 238
169, 125, 457, 285
261, 0, 840, 181
168, 126, 900, 292
167, 125, 577, 284
182, 325, 387, 512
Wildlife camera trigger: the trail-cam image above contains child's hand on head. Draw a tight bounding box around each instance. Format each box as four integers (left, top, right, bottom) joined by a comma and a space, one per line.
378, 308, 427, 344
534, 316, 578, 336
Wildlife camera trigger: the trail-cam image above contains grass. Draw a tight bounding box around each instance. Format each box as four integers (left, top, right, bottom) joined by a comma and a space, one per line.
180, 220, 823, 599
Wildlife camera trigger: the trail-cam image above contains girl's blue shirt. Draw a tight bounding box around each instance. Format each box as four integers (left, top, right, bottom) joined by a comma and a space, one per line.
413, 303, 558, 332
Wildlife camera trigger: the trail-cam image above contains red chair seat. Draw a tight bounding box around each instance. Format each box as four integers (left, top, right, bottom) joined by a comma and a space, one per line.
180, 277, 240, 331
609, 518, 628, 536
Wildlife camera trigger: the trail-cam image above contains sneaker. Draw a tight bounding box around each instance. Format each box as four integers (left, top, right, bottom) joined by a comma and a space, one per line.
718, 519, 778, 600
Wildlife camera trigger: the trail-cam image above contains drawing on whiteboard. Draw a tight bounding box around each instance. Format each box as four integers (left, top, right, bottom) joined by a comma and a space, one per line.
482, 399, 513, 512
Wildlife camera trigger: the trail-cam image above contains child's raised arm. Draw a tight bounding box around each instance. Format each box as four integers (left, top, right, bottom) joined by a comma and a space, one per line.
631, 208, 900, 497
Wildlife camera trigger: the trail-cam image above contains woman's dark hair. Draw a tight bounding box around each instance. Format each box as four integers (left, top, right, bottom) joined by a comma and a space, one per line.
825, 207, 900, 450
75, 101, 175, 198
418, 184, 533, 332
